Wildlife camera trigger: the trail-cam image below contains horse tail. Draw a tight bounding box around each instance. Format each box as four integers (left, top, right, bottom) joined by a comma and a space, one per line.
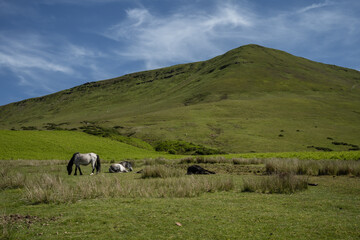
95, 154, 101, 173
67, 152, 78, 175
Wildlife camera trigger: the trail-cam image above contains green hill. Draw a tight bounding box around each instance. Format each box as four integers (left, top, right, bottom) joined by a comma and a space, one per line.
0, 44, 359, 153
0, 130, 168, 160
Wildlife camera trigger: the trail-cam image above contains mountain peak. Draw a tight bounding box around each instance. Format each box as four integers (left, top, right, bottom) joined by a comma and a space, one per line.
0, 45, 359, 153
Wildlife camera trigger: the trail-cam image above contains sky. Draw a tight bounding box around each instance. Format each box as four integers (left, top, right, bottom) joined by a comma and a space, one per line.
0, 0, 359, 106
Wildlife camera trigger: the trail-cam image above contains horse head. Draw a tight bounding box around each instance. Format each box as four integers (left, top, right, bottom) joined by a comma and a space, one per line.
67, 152, 78, 175
120, 161, 133, 171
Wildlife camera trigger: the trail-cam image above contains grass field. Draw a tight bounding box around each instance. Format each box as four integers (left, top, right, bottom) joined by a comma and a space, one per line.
1, 130, 359, 161
0, 130, 171, 160
1, 157, 360, 239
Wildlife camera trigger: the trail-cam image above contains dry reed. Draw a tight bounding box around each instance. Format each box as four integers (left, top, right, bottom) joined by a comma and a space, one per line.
23, 174, 234, 204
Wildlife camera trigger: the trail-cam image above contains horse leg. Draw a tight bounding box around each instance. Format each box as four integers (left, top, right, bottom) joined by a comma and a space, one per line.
90, 162, 95, 175
79, 166, 83, 175
74, 166, 78, 176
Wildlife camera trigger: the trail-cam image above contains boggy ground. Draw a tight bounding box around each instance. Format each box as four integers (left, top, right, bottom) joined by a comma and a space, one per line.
1, 159, 360, 239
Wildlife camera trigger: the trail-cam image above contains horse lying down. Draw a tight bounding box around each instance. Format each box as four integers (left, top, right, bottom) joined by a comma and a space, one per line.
187, 165, 215, 175
109, 161, 133, 173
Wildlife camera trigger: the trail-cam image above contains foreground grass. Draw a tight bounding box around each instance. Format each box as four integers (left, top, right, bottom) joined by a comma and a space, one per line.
23, 174, 234, 204
1, 158, 360, 239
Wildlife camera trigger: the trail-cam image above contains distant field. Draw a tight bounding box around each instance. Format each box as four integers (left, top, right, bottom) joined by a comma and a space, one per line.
1, 130, 359, 161
0, 130, 170, 160
226, 151, 360, 160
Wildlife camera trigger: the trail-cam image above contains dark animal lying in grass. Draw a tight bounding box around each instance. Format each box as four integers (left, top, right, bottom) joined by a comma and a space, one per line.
108, 161, 133, 173
187, 165, 215, 175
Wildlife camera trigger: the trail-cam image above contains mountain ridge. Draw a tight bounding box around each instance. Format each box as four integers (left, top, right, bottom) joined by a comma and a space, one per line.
1, 44, 359, 153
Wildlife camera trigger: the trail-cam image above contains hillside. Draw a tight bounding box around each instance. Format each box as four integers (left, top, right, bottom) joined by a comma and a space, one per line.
0, 130, 168, 160
0, 44, 359, 153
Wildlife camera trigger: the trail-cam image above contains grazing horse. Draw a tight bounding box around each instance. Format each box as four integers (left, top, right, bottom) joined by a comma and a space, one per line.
67, 152, 101, 176
109, 161, 133, 173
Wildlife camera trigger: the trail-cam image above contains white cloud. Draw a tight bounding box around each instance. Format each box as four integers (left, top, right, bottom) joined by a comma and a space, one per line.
39, 0, 129, 5
1, 0, 359, 104
0, 33, 108, 96
102, 1, 359, 70
104, 2, 254, 69
297, 0, 333, 13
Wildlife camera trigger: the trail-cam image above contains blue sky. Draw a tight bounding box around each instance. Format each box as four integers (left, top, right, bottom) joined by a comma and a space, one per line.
0, 0, 359, 106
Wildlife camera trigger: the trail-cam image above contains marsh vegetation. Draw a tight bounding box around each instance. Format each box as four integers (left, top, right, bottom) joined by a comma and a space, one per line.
1, 154, 360, 239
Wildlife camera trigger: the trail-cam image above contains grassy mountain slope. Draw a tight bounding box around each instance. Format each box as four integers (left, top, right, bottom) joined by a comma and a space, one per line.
0, 130, 168, 160
0, 44, 359, 153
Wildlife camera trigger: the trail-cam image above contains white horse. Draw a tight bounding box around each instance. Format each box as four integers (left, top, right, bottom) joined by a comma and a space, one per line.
109, 161, 133, 173
67, 152, 101, 176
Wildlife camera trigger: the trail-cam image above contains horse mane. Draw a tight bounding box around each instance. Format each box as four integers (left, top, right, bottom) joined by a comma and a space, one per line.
120, 161, 133, 171
95, 154, 101, 173
67, 152, 79, 175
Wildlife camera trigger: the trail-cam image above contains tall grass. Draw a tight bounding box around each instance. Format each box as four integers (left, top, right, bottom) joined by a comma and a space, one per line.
143, 157, 169, 165
23, 174, 234, 204
265, 158, 360, 176
242, 173, 308, 194
232, 158, 264, 165
229, 151, 360, 161
179, 156, 231, 164
0, 159, 67, 166
0, 166, 26, 190
140, 165, 183, 178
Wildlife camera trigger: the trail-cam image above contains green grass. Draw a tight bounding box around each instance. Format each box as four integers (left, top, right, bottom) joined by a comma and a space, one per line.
1, 159, 360, 239
2, 129, 359, 161
225, 151, 360, 160
0, 44, 359, 153
0, 130, 171, 160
